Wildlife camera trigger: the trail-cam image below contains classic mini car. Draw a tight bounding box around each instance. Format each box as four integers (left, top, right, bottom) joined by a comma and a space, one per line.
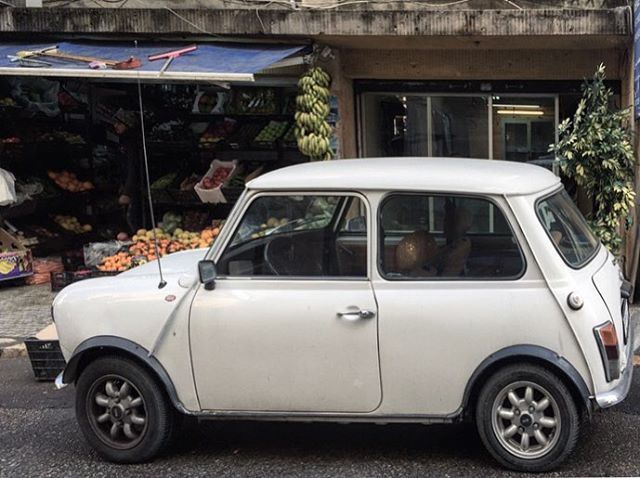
53, 157, 634, 472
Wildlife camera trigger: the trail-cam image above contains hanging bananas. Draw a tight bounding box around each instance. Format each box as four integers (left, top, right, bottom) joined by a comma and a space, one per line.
295, 67, 333, 161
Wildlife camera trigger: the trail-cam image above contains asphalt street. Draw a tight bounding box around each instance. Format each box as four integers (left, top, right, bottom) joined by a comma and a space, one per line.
1, 358, 640, 477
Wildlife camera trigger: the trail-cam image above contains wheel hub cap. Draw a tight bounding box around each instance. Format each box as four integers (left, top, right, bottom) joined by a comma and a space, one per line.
519, 414, 532, 427
110, 404, 125, 421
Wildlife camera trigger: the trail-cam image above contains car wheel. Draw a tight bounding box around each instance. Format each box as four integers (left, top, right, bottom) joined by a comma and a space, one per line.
475, 364, 580, 472
75, 355, 177, 463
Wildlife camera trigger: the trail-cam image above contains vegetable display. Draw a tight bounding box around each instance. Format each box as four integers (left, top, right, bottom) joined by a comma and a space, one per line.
295, 67, 333, 161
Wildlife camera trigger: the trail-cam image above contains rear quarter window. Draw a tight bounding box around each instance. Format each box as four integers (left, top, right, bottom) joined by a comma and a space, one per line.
536, 189, 600, 268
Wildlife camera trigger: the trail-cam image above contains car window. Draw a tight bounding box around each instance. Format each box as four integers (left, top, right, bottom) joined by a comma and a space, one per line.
379, 194, 525, 280
218, 194, 368, 278
536, 189, 600, 268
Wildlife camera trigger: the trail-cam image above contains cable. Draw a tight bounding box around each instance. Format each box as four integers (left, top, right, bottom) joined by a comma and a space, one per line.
164, 7, 221, 38
134, 40, 166, 289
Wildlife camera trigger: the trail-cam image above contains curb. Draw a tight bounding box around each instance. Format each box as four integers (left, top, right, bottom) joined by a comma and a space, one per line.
0, 343, 27, 359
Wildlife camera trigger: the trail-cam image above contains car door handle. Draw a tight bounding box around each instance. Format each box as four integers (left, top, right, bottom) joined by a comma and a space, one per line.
337, 309, 376, 321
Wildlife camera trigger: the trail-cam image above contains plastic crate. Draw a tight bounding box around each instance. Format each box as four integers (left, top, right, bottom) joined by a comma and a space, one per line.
50, 270, 93, 292
24, 338, 66, 382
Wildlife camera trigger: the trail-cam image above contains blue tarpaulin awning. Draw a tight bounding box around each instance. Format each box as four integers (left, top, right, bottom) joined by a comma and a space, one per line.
0, 42, 308, 82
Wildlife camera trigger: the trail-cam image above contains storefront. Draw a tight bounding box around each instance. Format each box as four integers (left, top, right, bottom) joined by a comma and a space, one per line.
355, 79, 620, 165
0, 40, 313, 283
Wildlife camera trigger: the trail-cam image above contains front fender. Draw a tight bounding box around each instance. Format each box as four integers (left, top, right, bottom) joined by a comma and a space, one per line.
62, 336, 192, 415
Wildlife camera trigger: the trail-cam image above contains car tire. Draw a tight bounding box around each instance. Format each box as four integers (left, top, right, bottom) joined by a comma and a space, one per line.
475, 363, 580, 472
75, 355, 177, 463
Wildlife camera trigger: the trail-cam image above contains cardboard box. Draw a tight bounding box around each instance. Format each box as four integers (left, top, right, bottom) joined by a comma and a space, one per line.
0, 228, 33, 281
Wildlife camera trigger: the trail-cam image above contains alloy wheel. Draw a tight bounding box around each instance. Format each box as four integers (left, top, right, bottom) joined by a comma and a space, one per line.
86, 375, 148, 450
491, 380, 561, 459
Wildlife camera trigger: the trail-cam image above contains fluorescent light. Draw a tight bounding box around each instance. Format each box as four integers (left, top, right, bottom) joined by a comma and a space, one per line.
497, 109, 545, 116
493, 104, 541, 109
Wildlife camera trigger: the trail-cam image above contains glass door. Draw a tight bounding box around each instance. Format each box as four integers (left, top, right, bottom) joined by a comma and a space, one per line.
359, 93, 489, 159
491, 96, 557, 169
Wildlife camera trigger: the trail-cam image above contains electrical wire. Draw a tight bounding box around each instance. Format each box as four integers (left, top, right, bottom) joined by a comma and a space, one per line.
214, 0, 530, 10
164, 7, 221, 38
134, 40, 166, 289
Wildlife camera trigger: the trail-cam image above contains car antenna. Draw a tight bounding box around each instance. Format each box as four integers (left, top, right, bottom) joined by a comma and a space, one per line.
135, 40, 166, 289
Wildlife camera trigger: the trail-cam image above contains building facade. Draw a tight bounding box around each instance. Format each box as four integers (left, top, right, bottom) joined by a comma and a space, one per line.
0, 0, 637, 280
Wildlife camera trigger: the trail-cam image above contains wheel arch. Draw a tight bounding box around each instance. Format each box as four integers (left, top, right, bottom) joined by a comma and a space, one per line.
462, 345, 592, 420
62, 336, 190, 415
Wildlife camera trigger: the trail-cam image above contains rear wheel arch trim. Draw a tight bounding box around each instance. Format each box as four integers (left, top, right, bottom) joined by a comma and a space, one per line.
462, 344, 592, 417
62, 336, 191, 415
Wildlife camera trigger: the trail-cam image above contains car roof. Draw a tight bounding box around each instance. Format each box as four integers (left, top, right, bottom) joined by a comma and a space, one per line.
247, 157, 561, 196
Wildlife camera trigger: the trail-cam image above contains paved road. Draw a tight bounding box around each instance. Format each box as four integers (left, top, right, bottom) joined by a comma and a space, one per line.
1, 358, 640, 477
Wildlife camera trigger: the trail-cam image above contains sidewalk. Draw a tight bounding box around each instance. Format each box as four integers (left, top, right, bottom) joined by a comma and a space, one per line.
0, 283, 56, 350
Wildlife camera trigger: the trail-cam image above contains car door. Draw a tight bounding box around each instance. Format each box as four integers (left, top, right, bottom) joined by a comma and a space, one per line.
189, 192, 382, 413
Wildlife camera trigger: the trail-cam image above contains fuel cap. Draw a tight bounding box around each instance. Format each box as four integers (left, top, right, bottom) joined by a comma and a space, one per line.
567, 292, 584, 310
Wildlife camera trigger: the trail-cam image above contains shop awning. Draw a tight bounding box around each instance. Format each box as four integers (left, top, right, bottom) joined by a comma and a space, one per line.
0, 42, 308, 82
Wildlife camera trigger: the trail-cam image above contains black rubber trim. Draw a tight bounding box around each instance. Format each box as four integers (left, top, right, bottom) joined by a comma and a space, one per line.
621, 279, 633, 300
62, 336, 189, 414
462, 344, 592, 415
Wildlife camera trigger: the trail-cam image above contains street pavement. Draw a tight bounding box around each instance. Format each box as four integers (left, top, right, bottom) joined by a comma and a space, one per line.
1, 358, 640, 477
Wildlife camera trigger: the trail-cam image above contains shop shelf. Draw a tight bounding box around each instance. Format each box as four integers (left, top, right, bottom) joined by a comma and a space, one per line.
216, 150, 280, 162
0, 199, 38, 219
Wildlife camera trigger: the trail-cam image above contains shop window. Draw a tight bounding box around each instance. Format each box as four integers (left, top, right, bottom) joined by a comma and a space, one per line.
430, 96, 488, 158
379, 194, 524, 280
360, 93, 488, 158
491, 96, 556, 168
218, 195, 368, 278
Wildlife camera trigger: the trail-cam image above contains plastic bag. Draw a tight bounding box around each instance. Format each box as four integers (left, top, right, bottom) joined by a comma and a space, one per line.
9, 77, 60, 117
0, 168, 16, 206
83, 241, 127, 267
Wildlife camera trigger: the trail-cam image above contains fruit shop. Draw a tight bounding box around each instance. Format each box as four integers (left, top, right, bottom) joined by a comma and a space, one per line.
0, 41, 336, 288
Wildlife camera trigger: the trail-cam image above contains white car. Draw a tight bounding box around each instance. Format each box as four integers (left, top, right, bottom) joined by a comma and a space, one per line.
53, 157, 634, 472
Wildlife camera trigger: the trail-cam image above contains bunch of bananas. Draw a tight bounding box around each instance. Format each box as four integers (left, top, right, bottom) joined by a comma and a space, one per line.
295, 67, 333, 161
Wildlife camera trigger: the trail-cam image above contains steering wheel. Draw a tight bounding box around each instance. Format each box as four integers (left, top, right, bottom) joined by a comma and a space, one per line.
263, 236, 294, 276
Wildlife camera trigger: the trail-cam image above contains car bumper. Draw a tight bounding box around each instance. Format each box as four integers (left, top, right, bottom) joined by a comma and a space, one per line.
54, 372, 67, 390
594, 317, 636, 409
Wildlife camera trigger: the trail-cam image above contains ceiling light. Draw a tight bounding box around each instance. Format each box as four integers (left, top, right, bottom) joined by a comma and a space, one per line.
496, 109, 545, 116
493, 104, 541, 109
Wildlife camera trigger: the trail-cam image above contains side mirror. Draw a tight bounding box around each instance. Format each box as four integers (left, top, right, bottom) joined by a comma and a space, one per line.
198, 260, 217, 290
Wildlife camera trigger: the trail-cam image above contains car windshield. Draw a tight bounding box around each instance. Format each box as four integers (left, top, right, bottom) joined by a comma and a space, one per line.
536, 189, 600, 268
230, 195, 341, 247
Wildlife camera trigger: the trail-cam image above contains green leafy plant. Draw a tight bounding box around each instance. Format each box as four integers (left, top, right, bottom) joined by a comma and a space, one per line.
551, 63, 636, 254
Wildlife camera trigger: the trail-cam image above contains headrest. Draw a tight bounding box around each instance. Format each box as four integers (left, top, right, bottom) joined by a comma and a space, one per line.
395, 231, 438, 272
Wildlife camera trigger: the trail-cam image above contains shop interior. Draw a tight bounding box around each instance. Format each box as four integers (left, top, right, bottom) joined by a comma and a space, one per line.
0, 75, 308, 286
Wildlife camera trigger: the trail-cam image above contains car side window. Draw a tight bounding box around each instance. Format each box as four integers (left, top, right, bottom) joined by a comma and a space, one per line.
217, 194, 368, 278
379, 194, 524, 280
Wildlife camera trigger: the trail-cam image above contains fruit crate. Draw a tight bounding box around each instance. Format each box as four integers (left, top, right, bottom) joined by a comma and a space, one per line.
50, 270, 93, 292
24, 338, 66, 381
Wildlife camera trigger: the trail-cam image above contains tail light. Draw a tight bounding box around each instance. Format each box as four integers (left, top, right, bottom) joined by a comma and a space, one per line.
593, 321, 620, 382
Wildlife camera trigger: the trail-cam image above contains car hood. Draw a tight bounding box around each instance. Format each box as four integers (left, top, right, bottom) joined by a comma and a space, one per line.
118, 248, 208, 278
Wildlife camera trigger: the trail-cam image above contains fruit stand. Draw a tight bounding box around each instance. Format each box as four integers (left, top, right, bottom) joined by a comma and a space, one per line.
0, 75, 313, 289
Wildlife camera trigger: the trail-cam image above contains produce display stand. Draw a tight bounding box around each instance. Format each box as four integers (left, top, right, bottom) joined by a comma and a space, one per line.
0, 78, 310, 279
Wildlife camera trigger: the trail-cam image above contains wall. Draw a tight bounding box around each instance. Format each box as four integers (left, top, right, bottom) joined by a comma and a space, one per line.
13, 0, 631, 9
